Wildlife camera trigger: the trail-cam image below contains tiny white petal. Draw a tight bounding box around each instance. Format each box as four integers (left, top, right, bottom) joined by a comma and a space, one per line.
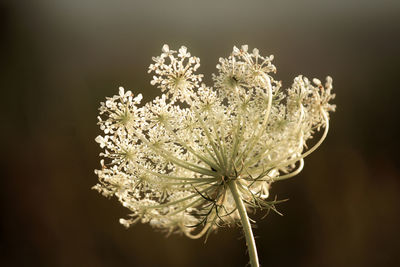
252, 48, 259, 56
119, 86, 125, 97
313, 78, 322, 85
162, 44, 169, 53
179, 46, 187, 55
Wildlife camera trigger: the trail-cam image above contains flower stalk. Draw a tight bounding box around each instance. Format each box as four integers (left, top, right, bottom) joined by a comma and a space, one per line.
228, 180, 259, 267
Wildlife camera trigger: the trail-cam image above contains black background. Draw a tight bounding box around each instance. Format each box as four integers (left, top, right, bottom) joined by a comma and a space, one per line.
2, 1, 400, 266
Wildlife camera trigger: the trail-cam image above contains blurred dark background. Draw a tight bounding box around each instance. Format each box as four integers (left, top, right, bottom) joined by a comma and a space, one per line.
2, 1, 400, 266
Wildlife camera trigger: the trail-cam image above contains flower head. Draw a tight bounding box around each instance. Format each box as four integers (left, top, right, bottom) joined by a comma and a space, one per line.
148, 44, 203, 103
94, 45, 335, 239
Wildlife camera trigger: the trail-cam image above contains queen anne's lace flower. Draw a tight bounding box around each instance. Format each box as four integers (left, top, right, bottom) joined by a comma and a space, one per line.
94, 45, 335, 240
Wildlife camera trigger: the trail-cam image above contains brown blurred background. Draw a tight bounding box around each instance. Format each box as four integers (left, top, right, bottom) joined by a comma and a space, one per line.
1, 1, 400, 266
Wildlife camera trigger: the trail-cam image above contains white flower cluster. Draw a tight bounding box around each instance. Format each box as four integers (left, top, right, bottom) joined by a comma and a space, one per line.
94, 45, 335, 238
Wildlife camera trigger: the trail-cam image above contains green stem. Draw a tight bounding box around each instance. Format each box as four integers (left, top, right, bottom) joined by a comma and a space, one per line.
228, 180, 260, 267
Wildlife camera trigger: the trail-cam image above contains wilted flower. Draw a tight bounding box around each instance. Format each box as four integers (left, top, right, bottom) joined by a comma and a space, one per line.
94, 44, 335, 266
